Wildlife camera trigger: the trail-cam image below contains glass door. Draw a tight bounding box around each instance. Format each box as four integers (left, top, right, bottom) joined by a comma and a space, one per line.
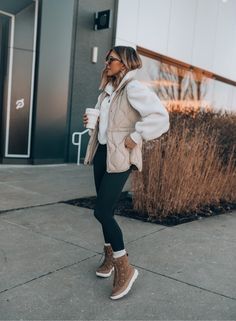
0, 1, 38, 160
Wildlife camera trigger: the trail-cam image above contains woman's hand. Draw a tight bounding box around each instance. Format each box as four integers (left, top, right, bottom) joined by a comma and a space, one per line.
124, 136, 137, 149
83, 113, 88, 127
83, 113, 100, 127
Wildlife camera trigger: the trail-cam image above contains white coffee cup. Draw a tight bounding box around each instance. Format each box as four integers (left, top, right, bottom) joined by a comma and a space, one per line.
85, 108, 100, 129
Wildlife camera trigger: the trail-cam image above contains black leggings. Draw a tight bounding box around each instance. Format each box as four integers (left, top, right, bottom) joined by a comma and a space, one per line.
93, 143, 132, 251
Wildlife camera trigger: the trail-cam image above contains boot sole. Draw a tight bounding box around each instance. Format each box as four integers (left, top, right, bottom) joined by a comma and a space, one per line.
110, 268, 139, 300
96, 266, 114, 278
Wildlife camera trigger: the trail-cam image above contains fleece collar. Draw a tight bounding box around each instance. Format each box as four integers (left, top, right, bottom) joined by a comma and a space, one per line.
104, 69, 137, 95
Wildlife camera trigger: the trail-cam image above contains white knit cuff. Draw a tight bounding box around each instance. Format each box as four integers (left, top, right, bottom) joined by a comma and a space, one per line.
130, 132, 142, 144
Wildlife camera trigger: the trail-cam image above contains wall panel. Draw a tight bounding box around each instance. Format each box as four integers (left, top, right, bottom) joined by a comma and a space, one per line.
167, 0, 197, 64
192, 0, 218, 71
212, 0, 236, 80
137, 0, 171, 54
116, 0, 139, 44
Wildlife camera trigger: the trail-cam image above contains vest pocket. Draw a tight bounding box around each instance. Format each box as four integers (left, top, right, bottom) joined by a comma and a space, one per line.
130, 141, 142, 171
107, 131, 130, 171
107, 131, 143, 172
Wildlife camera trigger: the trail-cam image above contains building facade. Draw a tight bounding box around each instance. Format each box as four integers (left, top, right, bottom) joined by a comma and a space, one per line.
0, 0, 117, 165
115, 0, 236, 114
0, 0, 235, 165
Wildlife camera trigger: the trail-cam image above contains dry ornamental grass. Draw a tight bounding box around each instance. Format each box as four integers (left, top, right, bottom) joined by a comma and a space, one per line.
131, 110, 236, 220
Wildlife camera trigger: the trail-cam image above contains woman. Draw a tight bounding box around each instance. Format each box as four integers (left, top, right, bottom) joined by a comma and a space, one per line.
83, 46, 169, 300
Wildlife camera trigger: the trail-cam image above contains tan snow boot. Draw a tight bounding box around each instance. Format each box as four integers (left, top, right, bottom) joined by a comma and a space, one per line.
110, 254, 138, 300
96, 245, 114, 278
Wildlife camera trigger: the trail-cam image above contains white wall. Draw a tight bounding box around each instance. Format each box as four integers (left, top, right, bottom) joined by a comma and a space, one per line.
115, 0, 236, 82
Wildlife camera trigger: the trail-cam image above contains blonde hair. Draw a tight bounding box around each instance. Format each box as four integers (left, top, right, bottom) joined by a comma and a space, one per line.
99, 46, 142, 90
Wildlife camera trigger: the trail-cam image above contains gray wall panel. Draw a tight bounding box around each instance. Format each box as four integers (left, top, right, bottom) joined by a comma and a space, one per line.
68, 0, 117, 162
32, 0, 75, 163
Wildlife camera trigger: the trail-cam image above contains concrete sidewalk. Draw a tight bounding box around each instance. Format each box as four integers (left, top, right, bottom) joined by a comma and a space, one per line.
0, 164, 235, 320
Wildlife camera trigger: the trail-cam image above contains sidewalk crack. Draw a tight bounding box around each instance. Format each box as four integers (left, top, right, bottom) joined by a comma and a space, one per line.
1, 219, 102, 255
134, 264, 236, 302
0, 202, 59, 216
0, 254, 97, 295
127, 227, 168, 244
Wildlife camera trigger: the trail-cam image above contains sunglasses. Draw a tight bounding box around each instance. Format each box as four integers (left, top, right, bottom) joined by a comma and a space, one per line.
105, 56, 122, 64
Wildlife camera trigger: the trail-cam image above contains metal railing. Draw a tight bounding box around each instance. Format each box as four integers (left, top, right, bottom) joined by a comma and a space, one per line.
72, 129, 89, 165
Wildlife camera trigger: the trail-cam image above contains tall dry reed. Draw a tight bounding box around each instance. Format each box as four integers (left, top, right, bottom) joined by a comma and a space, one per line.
131, 111, 236, 219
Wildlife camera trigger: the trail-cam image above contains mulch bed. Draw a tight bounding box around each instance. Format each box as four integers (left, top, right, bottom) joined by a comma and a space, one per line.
63, 192, 236, 226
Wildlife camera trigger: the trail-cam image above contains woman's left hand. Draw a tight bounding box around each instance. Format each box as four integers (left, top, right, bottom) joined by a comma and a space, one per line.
124, 136, 137, 149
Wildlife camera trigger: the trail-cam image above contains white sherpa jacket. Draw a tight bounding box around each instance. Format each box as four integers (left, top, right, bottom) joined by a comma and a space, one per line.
84, 70, 169, 173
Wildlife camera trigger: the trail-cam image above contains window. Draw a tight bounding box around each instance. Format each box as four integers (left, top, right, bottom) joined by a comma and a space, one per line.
136, 47, 236, 114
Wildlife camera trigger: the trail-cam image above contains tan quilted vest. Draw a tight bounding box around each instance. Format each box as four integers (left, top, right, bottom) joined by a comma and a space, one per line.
84, 79, 143, 173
